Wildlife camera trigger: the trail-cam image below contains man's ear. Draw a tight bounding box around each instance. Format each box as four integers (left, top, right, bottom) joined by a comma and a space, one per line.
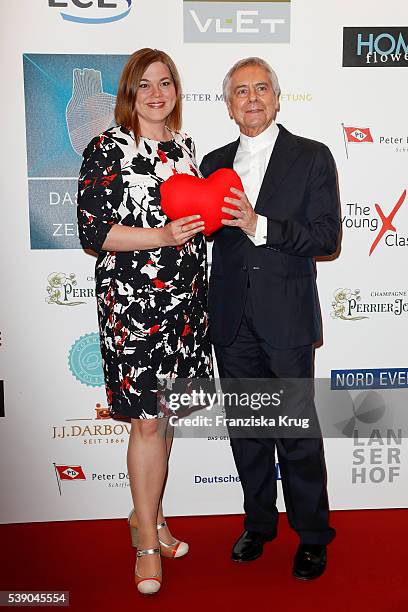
276, 94, 281, 113
226, 101, 233, 120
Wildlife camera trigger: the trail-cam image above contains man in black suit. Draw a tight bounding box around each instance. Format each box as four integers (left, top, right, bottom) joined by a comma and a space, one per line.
200, 57, 340, 580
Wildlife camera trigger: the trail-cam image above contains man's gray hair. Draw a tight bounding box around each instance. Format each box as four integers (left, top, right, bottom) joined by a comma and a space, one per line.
222, 57, 281, 101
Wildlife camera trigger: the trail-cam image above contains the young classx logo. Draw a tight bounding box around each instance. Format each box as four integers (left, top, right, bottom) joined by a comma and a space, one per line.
369, 190, 406, 255
342, 190, 407, 256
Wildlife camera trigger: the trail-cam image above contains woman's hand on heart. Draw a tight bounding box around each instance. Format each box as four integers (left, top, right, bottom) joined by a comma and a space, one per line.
160, 215, 205, 246
222, 188, 258, 237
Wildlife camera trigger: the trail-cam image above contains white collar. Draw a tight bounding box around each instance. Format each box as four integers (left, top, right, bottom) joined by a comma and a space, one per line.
239, 121, 279, 153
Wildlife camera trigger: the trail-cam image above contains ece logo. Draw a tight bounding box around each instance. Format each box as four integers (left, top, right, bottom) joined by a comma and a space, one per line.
49, 0, 132, 24
183, 0, 291, 44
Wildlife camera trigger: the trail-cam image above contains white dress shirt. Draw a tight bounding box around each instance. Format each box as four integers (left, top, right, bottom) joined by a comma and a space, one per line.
233, 121, 279, 245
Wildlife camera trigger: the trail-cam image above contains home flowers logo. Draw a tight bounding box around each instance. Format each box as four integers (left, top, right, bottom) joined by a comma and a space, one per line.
331, 289, 369, 321
46, 272, 85, 306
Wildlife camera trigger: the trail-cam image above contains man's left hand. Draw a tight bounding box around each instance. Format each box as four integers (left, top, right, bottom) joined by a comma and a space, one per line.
222, 188, 258, 237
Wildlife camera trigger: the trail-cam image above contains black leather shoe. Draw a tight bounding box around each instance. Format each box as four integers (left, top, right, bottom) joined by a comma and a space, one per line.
292, 544, 327, 580
231, 530, 276, 562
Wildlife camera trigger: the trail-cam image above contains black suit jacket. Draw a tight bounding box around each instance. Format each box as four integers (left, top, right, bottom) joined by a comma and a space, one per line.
200, 124, 341, 349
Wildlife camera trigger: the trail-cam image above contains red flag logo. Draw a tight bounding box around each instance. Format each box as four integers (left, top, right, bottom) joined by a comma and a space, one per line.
344, 127, 373, 143
55, 465, 86, 480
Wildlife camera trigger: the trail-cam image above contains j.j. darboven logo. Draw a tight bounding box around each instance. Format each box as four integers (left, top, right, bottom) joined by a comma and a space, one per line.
49, 0, 133, 24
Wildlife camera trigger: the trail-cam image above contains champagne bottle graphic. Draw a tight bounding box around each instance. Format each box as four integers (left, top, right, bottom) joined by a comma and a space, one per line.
66, 68, 116, 155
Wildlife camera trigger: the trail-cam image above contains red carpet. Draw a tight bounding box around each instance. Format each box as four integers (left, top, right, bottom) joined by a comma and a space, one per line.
0, 510, 406, 611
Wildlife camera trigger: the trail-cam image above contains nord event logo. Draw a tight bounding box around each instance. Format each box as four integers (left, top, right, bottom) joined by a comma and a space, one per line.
183, 0, 291, 43
343, 27, 408, 67
49, 0, 132, 24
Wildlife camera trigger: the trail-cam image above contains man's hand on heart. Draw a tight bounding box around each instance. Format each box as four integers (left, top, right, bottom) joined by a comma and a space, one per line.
222, 187, 258, 237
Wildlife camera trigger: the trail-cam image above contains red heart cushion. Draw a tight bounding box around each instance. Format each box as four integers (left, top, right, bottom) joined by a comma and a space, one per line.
160, 168, 243, 236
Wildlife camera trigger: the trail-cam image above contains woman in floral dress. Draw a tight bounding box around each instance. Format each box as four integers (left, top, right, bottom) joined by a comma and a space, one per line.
77, 48, 212, 595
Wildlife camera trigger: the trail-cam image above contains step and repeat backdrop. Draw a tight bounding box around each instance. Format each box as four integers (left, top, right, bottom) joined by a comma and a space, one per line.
1, 0, 408, 523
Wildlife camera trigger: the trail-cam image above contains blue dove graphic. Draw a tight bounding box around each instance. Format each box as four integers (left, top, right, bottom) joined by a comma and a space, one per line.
66, 68, 116, 156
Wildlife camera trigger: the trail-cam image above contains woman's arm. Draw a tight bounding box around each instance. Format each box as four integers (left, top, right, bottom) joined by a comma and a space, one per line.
77, 134, 204, 252
101, 216, 204, 251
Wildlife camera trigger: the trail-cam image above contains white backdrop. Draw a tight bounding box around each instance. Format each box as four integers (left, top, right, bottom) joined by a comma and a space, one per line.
1, 0, 408, 523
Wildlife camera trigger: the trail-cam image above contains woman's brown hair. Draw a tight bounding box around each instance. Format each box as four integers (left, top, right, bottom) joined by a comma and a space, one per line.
115, 48, 182, 144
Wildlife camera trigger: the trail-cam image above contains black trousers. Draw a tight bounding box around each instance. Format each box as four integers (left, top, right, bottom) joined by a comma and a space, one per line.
214, 290, 336, 546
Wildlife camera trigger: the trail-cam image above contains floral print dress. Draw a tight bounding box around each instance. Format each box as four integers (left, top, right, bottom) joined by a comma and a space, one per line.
77, 126, 212, 418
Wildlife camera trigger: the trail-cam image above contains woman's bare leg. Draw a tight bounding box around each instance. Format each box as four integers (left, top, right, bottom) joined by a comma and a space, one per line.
127, 417, 168, 576
157, 420, 176, 544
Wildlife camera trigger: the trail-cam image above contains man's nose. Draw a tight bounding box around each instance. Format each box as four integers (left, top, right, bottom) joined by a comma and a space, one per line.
248, 86, 258, 102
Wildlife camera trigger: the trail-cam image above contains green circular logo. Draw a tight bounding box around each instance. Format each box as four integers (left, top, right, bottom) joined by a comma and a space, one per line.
69, 332, 104, 387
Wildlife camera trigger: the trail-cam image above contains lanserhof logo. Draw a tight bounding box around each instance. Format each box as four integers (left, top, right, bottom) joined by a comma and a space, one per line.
183, 0, 291, 43
343, 27, 408, 67
49, 0, 132, 24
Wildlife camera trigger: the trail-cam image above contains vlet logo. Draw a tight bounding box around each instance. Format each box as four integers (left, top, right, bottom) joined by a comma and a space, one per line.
184, 1, 291, 44
49, 0, 132, 24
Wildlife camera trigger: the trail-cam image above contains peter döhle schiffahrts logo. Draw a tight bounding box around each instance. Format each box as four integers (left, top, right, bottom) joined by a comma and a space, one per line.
184, 0, 291, 43
48, 0, 132, 24
343, 27, 408, 67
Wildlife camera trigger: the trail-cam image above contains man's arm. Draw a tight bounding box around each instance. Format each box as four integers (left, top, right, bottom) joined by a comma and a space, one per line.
264, 145, 340, 257
199, 154, 214, 179
222, 144, 340, 257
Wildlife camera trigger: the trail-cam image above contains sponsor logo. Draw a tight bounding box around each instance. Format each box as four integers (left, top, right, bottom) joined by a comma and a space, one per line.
342, 124, 408, 157
46, 272, 95, 306
181, 91, 311, 103
331, 288, 408, 321
332, 368, 408, 390
48, 0, 132, 24
68, 332, 104, 387
23, 54, 127, 249
52, 404, 130, 446
0, 381, 4, 418
54, 463, 86, 495
343, 27, 408, 67
55, 464, 86, 480
194, 465, 281, 483
194, 474, 240, 484
91, 471, 131, 488
183, 0, 291, 43
342, 190, 407, 255
328, 386, 402, 484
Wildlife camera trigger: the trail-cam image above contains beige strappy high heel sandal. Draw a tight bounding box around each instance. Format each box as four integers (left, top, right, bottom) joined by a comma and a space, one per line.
134, 547, 162, 595
128, 509, 189, 558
